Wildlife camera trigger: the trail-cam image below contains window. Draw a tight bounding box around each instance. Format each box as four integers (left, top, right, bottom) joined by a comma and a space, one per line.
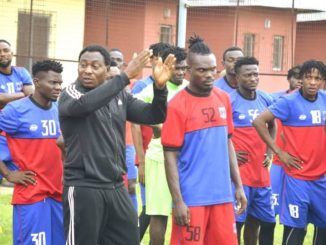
243, 33, 254, 56
160, 25, 172, 44
272, 36, 284, 71
16, 12, 51, 69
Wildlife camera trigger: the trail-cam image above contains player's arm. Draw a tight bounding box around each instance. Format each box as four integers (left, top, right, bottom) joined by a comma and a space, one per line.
253, 110, 302, 170
131, 123, 146, 184
228, 139, 247, 214
59, 50, 153, 117
263, 117, 276, 167
164, 150, 190, 226
0, 92, 25, 108
56, 135, 66, 162
151, 124, 161, 138
0, 160, 36, 187
22, 84, 34, 96
127, 55, 176, 125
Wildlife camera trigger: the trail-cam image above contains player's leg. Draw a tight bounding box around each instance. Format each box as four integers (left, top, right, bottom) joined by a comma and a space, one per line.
309, 175, 326, 245
13, 199, 52, 245
280, 174, 309, 245
236, 222, 244, 244
139, 183, 151, 241
205, 203, 238, 245
63, 186, 106, 245
146, 158, 172, 245
170, 206, 207, 245
312, 226, 326, 245
100, 185, 139, 245
150, 215, 168, 245
49, 198, 65, 245
126, 144, 138, 210
282, 226, 306, 245
243, 214, 259, 245
235, 185, 250, 244
248, 187, 276, 245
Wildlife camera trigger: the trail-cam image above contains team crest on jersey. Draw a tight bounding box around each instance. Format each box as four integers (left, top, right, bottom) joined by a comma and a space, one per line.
218, 107, 226, 119
238, 114, 246, 120
29, 124, 38, 131
299, 114, 307, 120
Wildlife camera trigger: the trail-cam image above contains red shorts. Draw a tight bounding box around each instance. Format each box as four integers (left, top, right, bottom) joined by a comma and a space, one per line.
170, 203, 237, 245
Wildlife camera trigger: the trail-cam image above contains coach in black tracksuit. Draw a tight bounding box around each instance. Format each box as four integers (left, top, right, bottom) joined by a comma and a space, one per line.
59, 45, 175, 245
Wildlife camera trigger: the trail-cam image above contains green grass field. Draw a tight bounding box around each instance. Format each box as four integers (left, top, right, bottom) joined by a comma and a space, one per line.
0, 188, 314, 245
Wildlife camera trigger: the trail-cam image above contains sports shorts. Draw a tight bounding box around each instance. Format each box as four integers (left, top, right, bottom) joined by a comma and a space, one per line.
170, 203, 237, 245
145, 158, 172, 216
280, 173, 326, 228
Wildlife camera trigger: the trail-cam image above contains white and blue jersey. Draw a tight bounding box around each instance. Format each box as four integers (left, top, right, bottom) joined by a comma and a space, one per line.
0, 66, 32, 178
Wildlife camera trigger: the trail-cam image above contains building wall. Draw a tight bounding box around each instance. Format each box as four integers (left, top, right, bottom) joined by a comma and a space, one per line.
186, 7, 236, 72
0, 0, 85, 86
295, 20, 326, 65
186, 6, 295, 92
84, 0, 178, 78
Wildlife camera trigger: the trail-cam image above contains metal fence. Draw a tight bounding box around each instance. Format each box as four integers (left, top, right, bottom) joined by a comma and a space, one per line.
1, 0, 325, 90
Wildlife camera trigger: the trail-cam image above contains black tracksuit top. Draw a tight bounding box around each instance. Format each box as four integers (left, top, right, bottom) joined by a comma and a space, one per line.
59, 73, 168, 188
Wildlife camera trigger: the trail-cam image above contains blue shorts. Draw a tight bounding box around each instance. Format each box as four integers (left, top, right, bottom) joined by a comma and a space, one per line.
13, 198, 64, 245
280, 174, 326, 228
270, 164, 285, 216
235, 185, 275, 223
140, 183, 146, 206
126, 144, 137, 180
0, 160, 18, 180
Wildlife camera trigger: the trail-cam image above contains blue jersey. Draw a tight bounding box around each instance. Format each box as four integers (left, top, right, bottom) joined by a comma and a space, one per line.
0, 66, 32, 162
0, 66, 32, 94
162, 87, 234, 206
230, 90, 273, 187
0, 97, 62, 204
268, 90, 326, 180
271, 91, 287, 102
131, 76, 154, 94
214, 76, 236, 94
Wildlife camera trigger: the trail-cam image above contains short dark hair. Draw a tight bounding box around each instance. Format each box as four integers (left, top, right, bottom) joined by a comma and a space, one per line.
149, 42, 171, 57
79, 45, 111, 66
299, 60, 326, 80
287, 65, 301, 80
109, 48, 122, 53
234, 56, 259, 74
161, 46, 187, 63
188, 34, 211, 55
0, 39, 11, 46
32, 60, 63, 77
222, 46, 243, 61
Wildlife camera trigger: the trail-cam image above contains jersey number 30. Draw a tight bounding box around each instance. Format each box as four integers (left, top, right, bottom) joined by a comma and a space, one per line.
41, 120, 57, 136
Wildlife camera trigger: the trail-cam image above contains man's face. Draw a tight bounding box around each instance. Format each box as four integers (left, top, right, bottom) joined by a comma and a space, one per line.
170, 60, 187, 85
236, 64, 259, 92
78, 51, 108, 89
35, 70, 63, 102
188, 53, 217, 93
223, 50, 244, 76
288, 75, 302, 91
301, 68, 325, 99
0, 42, 13, 68
109, 51, 124, 70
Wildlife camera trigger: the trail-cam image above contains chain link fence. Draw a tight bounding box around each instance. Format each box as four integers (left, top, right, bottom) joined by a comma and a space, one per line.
1, 0, 325, 90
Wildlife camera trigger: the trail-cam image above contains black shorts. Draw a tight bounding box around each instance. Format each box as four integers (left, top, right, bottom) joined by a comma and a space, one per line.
63, 184, 139, 245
